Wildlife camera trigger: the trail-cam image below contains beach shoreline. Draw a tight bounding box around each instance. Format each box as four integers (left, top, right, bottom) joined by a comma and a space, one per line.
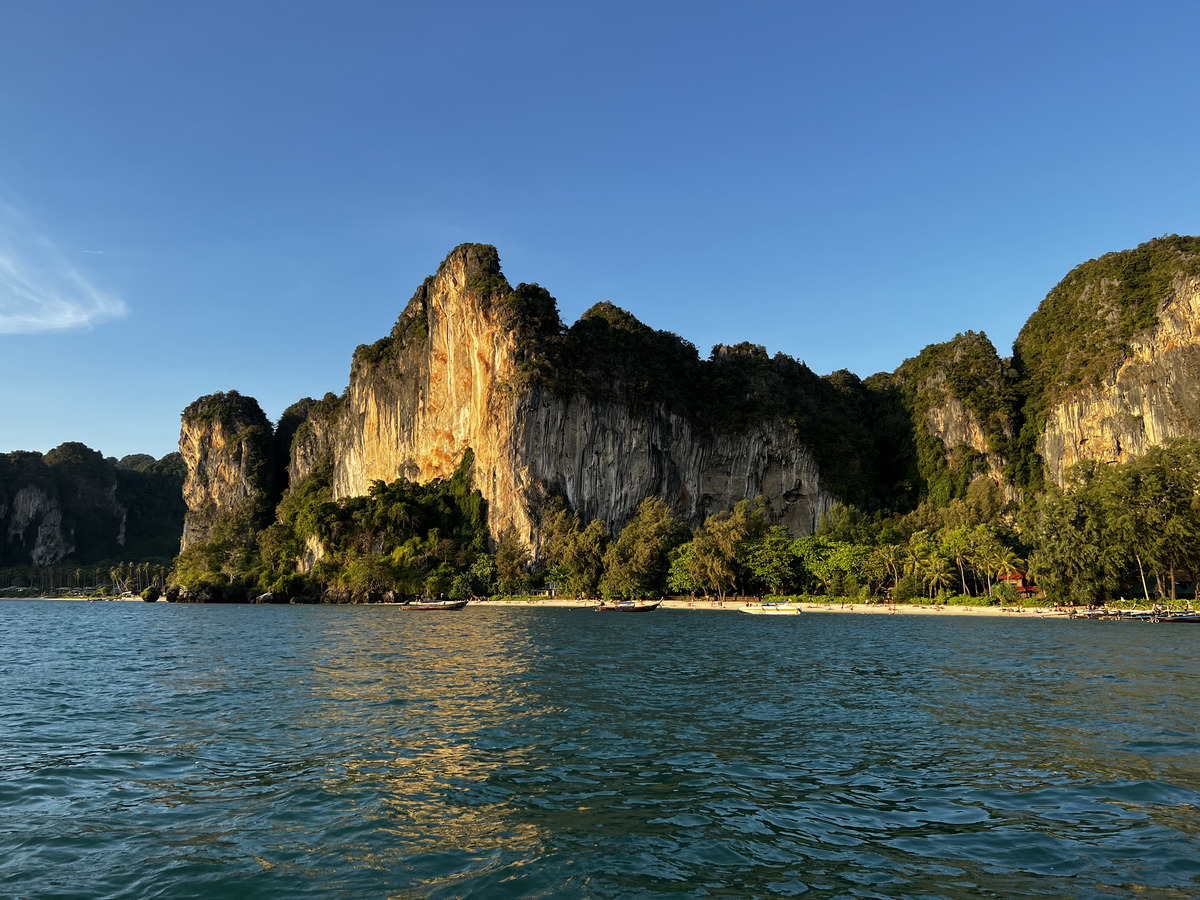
0, 595, 1096, 618
471, 597, 1074, 617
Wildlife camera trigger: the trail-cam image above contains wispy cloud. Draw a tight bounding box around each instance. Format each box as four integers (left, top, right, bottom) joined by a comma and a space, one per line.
0, 202, 127, 334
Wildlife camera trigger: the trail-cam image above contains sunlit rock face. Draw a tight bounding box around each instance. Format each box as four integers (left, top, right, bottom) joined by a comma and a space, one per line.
1040, 274, 1200, 485
286, 244, 835, 549
922, 371, 1015, 499
179, 394, 275, 550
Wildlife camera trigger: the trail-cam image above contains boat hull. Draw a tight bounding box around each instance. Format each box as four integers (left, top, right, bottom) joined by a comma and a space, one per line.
739, 604, 801, 615
596, 600, 662, 612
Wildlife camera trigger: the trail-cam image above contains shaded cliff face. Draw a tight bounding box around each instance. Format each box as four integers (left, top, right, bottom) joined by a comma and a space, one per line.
4, 484, 74, 565
0, 443, 129, 566
286, 244, 836, 547
1039, 273, 1200, 484
515, 389, 833, 544
179, 392, 275, 549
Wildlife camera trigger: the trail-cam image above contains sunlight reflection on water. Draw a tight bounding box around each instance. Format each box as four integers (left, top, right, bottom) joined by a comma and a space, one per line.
1, 600, 1198, 898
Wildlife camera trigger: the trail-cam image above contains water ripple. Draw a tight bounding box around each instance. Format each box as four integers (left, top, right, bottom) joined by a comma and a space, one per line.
1, 601, 1198, 898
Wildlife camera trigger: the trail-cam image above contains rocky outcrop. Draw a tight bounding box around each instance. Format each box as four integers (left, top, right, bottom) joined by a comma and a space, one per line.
1039, 273, 1200, 484
921, 372, 1016, 500
177, 236, 1200, 553
299, 534, 326, 574
887, 330, 1018, 504
179, 392, 276, 549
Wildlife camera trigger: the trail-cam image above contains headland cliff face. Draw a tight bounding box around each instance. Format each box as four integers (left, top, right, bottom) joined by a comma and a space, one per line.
1038, 273, 1200, 485
0, 443, 184, 568
0, 445, 125, 566
278, 246, 834, 552
179, 393, 275, 549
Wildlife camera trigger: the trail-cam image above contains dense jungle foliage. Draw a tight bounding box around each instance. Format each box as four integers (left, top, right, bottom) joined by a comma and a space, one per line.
172, 451, 497, 602
1023, 440, 1200, 606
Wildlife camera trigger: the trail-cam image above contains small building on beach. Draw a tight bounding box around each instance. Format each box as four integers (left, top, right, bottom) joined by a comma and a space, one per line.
999, 570, 1040, 600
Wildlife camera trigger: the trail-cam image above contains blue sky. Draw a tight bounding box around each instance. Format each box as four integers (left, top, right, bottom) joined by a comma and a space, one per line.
2, 1, 1197, 460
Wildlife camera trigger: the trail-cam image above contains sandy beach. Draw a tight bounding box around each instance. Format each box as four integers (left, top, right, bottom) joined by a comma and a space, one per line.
4, 595, 1075, 617
471, 598, 1074, 618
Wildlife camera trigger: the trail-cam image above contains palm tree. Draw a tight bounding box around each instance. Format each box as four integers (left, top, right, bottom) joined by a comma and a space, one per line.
942, 527, 973, 595
874, 543, 906, 598
920, 555, 954, 598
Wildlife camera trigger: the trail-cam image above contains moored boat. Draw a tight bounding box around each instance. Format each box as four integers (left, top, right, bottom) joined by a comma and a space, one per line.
596, 599, 662, 612
739, 602, 801, 615
1154, 611, 1200, 623
402, 598, 469, 610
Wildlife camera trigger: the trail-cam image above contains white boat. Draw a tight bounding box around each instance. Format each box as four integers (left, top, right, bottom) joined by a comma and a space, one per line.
739, 602, 801, 615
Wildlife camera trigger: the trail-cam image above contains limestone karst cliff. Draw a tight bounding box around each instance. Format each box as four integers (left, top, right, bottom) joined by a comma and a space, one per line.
884, 330, 1019, 505
176, 235, 1200, 565
282, 244, 840, 550
1034, 271, 1200, 485
1013, 235, 1200, 488
179, 392, 276, 549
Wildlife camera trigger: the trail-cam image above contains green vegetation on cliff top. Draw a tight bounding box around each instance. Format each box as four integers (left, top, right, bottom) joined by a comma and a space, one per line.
1014, 235, 1200, 409
183, 390, 278, 536
1008, 234, 1200, 491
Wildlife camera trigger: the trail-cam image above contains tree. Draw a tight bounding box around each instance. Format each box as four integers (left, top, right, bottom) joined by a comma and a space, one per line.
940, 526, 973, 594
744, 526, 802, 595
905, 532, 953, 598
494, 528, 530, 595
872, 543, 905, 598
543, 509, 609, 597
1025, 480, 1120, 606
667, 542, 703, 595
690, 510, 746, 598
601, 497, 687, 600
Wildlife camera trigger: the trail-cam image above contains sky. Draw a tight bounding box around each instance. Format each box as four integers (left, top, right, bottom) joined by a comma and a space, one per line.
1, 1, 1198, 460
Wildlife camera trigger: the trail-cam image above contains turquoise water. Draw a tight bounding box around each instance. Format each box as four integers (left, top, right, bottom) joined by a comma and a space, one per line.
1, 601, 1198, 899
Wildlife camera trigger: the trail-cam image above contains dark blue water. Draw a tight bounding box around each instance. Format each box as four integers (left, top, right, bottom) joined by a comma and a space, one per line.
1, 601, 1197, 899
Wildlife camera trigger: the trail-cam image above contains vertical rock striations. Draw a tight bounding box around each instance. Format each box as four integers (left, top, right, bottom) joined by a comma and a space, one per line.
176, 235, 1200, 556
888, 331, 1019, 504
1037, 273, 1200, 484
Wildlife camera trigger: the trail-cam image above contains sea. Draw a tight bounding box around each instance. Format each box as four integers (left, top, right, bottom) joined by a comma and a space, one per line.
1, 600, 1198, 899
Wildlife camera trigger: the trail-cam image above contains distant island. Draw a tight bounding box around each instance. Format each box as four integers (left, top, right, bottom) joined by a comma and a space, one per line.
5, 236, 1200, 609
